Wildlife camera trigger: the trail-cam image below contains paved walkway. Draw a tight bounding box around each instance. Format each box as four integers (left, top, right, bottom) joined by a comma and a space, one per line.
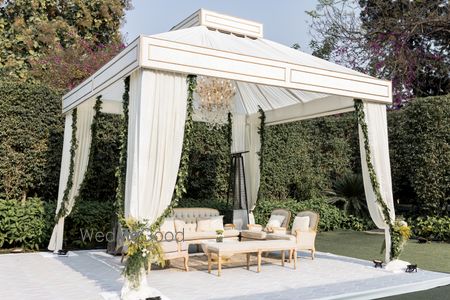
1, 250, 449, 300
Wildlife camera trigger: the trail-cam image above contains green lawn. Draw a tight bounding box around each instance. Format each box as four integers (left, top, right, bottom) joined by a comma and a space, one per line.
316, 230, 450, 299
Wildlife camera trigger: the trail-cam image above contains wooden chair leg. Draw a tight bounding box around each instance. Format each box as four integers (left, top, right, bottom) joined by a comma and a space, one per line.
281, 250, 285, 267
311, 249, 315, 260
184, 256, 189, 272
207, 253, 212, 274
257, 251, 262, 273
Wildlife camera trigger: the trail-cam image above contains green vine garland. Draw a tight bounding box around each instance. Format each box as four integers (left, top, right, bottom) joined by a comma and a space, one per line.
56, 108, 78, 220
227, 112, 233, 150
149, 75, 196, 232
354, 99, 396, 260
256, 106, 266, 203
79, 96, 103, 195
115, 76, 130, 218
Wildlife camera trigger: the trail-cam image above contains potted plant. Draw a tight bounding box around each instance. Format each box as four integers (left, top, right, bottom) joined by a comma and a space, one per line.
216, 229, 224, 243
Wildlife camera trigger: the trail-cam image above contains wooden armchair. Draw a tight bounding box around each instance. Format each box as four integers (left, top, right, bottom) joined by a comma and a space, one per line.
241, 209, 291, 240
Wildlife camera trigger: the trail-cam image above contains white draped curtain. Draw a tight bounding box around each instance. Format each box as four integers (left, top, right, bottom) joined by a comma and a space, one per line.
124, 69, 188, 222
358, 101, 396, 262
48, 99, 95, 251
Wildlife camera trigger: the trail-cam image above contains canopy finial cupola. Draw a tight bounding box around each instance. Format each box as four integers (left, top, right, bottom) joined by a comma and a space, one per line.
170, 9, 263, 39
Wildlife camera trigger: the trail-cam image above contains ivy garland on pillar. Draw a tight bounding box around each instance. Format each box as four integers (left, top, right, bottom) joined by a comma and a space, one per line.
149, 74, 197, 232
227, 112, 233, 150
80, 96, 103, 194
256, 106, 266, 202
56, 108, 78, 220
354, 99, 408, 260
115, 76, 130, 217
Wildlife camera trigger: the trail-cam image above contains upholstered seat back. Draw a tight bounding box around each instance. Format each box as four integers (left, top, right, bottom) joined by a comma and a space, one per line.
172, 208, 220, 232
270, 209, 291, 229
296, 211, 320, 231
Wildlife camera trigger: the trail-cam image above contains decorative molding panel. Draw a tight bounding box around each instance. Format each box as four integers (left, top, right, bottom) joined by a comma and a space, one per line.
171, 9, 263, 38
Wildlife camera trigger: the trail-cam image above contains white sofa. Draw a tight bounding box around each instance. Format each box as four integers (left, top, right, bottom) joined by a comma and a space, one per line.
169, 207, 239, 242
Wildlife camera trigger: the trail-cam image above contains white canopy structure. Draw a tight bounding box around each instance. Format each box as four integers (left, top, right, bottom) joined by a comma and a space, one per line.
49, 9, 395, 261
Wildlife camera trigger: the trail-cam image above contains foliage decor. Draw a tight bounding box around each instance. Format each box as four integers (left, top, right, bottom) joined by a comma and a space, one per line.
0, 197, 46, 249
121, 217, 164, 288
114, 76, 130, 217
257, 106, 266, 202
149, 75, 196, 232
56, 108, 78, 220
390, 220, 411, 259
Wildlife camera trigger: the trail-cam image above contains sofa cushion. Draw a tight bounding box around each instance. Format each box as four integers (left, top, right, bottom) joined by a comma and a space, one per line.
197, 215, 224, 232
183, 229, 240, 241
241, 230, 267, 240
174, 219, 197, 232
160, 218, 175, 234
266, 233, 296, 242
210, 215, 224, 231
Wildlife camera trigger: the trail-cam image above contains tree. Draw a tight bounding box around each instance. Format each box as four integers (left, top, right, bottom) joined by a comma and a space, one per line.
30, 36, 124, 90
307, 0, 450, 107
0, 0, 131, 80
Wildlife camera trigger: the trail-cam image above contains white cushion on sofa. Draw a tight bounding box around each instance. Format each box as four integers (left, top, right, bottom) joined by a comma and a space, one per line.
197, 218, 211, 232
197, 216, 224, 232
160, 218, 175, 234
292, 216, 310, 234
210, 215, 224, 231
175, 219, 191, 232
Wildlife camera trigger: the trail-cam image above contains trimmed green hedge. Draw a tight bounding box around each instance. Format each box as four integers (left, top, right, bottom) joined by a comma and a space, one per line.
389, 95, 450, 216
0, 198, 47, 249
0, 81, 63, 200
254, 198, 370, 232
409, 216, 450, 242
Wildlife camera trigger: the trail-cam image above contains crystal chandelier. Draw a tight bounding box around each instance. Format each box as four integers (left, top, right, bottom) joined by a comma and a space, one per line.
195, 76, 236, 129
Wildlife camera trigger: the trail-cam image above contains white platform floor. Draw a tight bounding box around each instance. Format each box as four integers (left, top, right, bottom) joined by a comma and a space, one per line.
0, 249, 449, 300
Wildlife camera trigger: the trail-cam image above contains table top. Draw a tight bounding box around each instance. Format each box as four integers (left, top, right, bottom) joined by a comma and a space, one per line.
203, 239, 296, 254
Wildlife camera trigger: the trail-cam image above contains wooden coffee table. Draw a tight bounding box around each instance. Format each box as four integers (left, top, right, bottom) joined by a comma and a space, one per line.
202, 240, 297, 276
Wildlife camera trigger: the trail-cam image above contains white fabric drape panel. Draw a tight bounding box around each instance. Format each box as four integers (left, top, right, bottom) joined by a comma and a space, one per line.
358, 101, 395, 262
231, 114, 246, 153
124, 69, 188, 222
244, 114, 261, 214
48, 99, 95, 251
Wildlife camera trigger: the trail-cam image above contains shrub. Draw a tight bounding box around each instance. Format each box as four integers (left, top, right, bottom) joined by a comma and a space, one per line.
64, 200, 116, 249
0, 81, 63, 200
0, 198, 47, 249
254, 198, 345, 231
409, 216, 450, 242
388, 95, 450, 216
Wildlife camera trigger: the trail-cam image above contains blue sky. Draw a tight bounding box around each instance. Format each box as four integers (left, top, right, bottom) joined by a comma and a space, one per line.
121, 0, 318, 52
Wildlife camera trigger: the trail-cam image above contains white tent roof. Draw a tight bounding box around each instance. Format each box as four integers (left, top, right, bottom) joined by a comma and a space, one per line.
62, 9, 392, 119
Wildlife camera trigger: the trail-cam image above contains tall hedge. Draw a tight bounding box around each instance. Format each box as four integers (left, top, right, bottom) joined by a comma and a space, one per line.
0, 80, 63, 200
388, 95, 450, 216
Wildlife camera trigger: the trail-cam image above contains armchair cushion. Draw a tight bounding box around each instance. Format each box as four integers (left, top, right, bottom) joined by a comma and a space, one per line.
266, 233, 296, 242
247, 224, 263, 232
265, 214, 285, 230
291, 216, 310, 234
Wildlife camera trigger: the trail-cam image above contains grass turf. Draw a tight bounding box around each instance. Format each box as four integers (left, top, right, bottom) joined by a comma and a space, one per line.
316, 230, 450, 299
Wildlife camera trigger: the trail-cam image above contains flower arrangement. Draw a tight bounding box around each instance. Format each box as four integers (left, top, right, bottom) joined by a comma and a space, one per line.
390, 219, 411, 260
216, 229, 224, 243
121, 217, 165, 289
